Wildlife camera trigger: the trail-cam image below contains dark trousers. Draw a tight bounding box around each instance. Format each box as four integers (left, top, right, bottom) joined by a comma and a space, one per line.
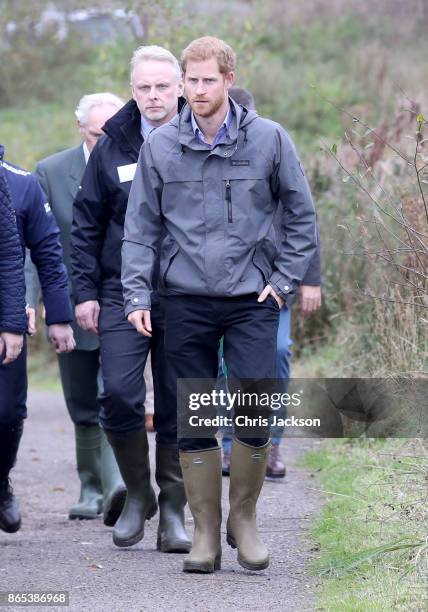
98, 295, 177, 443
0, 420, 24, 480
0, 340, 27, 427
57, 349, 100, 426
162, 294, 280, 451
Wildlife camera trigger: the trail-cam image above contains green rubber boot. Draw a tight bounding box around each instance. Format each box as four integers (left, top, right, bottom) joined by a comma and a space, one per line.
180, 447, 222, 573
105, 428, 158, 547
69, 425, 103, 520
155, 444, 191, 553
100, 431, 126, 527
226, 437, 271, 571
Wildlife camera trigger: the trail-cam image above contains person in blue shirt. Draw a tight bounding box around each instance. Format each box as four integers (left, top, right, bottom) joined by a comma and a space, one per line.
0, 144, 75, 534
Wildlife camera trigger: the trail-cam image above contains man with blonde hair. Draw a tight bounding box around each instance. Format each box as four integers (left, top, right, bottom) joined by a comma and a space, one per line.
71, 47, 190, 553
26, 92, 126, 525
122, 36, 317, 574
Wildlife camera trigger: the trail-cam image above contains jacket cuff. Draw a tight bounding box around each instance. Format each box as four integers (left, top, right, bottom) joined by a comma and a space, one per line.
44, 291, 73, 325
74, 291, 99, 305
124, 294, 151, 317
268, 272, 297, 306
302, 268, 322, 286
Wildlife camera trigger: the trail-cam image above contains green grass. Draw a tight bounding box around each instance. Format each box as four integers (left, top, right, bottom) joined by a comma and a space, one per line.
302, 439, 428, 611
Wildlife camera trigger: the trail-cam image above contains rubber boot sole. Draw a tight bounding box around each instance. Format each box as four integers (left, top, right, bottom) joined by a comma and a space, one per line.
227, 533, 269, 571
265, 469, 286, 479
156, 533, 192, 553
112, 499, 158, 548
182, 553, 222, 573
103, 486, 127, 527
69, 509, 100, 520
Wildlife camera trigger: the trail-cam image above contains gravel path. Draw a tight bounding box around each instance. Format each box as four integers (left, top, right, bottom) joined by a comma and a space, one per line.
0, 391, 322, 612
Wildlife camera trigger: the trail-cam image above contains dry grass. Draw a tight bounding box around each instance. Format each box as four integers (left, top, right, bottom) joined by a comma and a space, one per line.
371, 287, 428, 376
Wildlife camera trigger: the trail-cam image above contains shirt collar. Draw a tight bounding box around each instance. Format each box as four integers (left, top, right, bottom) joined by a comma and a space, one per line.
140, 113, 179, 140
140, 115, 158, 140
83, 142, 90, 164
191, 104, 233, 145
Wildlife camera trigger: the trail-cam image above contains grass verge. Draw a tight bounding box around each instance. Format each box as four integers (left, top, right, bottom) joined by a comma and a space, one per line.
302, 438, 427, 611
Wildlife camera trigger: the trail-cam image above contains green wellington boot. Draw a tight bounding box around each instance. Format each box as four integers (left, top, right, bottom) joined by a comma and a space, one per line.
69, 425, 103, 520
105, 428, 158, 547
226, 437, 271, 571
155, 444, 191, 553
180, 447, 222, 573
100, 431, 127, 527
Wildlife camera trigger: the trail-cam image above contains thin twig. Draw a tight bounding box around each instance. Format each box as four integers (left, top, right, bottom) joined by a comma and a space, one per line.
415, 131, 428, 225
358, 291, 428, 309
319, 94, 413, 163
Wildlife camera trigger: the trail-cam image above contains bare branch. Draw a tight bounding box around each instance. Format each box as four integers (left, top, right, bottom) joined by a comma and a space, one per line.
359, 292, 428, 309
318, 93, 413, 164
414, 124, 428, 225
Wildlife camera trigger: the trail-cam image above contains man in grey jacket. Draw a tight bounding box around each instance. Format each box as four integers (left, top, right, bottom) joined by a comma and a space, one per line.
27, 93, 126, 525
122, 37, 317, 574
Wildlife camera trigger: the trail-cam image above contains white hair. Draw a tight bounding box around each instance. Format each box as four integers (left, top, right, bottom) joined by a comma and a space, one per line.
75, 92, 125, 125
130, 45, 181, 83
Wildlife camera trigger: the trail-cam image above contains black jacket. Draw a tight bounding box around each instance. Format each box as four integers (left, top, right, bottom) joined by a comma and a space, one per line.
0, 147, 27, 333
71, 99, 143, 303
71, 99, 188, 303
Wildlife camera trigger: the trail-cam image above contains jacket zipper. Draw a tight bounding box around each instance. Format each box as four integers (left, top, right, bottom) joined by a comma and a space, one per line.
225, 180, 232, 223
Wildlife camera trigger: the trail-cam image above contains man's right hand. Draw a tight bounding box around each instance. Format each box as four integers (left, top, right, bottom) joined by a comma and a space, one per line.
127, 309, 152, 337
0, 332, 24, 365
75, 300, 100, 334
48, 324, 76, 353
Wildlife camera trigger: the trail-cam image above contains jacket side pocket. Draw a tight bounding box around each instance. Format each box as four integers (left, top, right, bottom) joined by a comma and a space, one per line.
160, 240, 180, 288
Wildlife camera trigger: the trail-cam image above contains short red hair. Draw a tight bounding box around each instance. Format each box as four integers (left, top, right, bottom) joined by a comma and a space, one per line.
181, 36, 236, 74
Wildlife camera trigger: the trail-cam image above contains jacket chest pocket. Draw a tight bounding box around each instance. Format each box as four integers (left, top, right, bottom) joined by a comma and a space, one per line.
222, 168, 271, 223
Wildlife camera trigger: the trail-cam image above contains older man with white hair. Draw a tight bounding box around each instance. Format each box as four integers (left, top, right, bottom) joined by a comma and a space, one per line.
71, 47, 190, 553
27, 92, 126, 526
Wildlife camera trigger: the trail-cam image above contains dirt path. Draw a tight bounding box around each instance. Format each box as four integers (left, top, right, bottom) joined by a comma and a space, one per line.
0, 391, 322, 612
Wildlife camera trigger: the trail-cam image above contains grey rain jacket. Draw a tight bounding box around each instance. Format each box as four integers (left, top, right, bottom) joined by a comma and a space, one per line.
122, 98, 317, 315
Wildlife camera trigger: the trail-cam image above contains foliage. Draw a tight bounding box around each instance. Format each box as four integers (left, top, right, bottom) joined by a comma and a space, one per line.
322, 103, 427, 375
